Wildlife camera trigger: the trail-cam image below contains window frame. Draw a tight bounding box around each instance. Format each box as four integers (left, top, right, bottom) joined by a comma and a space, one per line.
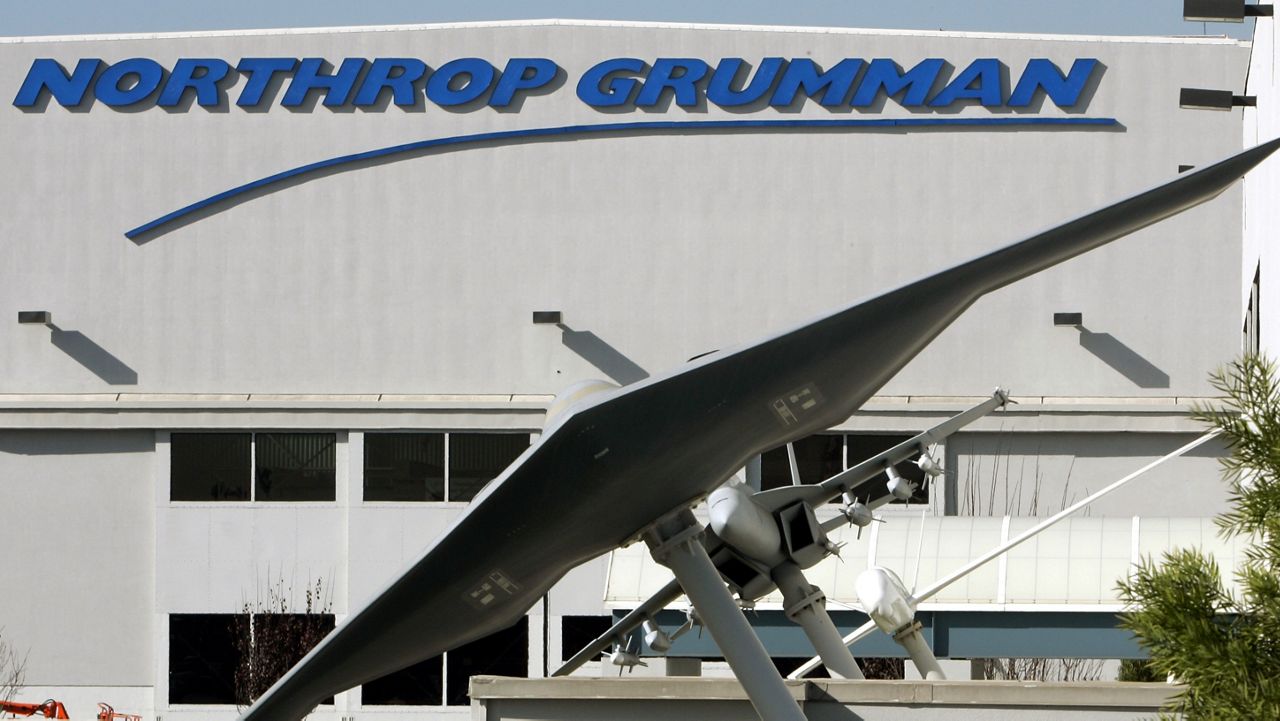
166, 612, 338, 708
361, 430, 533, 505
167, 430, 338, 506
167, 612, 243, 707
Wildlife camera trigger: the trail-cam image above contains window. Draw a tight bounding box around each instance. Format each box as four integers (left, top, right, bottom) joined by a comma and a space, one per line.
760, 433, 928, 503
171, 434, 250, 501
362, 656, 443, 705
364, 433, 445, 501
560, 615, 613, 662
236, 613, 336, 705
446, 618, 528, 705
361, 617, 528, 707
364, 432, 530, 502
169, 614, 240, 704
448, 433, 530, 502
170, 432, 336, 502
760, 434, 843, 490
169, 613, 335, 706
255, 433, 336, 501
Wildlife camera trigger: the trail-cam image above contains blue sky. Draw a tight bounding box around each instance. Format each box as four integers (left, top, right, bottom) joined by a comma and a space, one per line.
0, 0, 1257, 39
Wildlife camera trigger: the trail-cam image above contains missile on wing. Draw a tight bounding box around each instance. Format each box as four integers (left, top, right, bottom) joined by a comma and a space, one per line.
856, 567, 916, 634
842, 496, 876, 529
642, 618, 673, 653
856, 566, 946, 679
916, 449, 944, 477
886, 464, 916, 501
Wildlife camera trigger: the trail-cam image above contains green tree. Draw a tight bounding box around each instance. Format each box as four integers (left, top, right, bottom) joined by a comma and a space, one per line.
1117, 355, 1280, 719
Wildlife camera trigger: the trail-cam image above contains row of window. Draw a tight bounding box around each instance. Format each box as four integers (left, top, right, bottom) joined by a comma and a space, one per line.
170, 432, 531, 503
364, 432, 530, 502
170, 431, 926, 503
167, 612, 624, 707
171, 607, 914, 707
169, 614, 528, 707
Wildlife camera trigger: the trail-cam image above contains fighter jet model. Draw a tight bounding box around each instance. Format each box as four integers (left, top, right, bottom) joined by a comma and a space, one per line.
239, 138, 1280, 721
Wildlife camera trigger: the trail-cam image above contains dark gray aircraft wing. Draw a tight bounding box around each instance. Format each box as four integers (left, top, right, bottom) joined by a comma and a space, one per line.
240, 138, 1280, 721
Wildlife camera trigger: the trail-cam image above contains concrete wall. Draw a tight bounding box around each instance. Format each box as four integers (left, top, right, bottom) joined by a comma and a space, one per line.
0, 430, 154, 686
0, 22, 1250, 399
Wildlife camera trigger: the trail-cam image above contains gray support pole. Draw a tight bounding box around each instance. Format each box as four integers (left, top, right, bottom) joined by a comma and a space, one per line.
771, 563, 864, 680
645, 510, 807, 721
895, 623, 945, 680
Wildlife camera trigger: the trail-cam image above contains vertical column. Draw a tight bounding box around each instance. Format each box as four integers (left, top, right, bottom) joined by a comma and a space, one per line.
153, 431, 170, 719
340, 431, 360, 717
527, 595, 548, 678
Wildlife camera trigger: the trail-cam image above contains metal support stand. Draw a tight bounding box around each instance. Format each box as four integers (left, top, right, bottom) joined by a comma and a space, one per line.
645, 510, 807, 721
894, 622, 945, 680
772, 562, 864, 680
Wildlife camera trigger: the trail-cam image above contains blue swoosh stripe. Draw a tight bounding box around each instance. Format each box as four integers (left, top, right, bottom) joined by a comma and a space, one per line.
125, 116, 1118, 239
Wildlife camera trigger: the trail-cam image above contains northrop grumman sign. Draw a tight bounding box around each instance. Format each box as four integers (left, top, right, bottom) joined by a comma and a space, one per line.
14, 56, 1099, 111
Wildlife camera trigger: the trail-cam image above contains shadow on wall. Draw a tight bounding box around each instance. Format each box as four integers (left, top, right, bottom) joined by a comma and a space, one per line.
557, 323, 649, 386
1076, 326, 1169, 389
47, 323, 138, 385
0, 429, 154, 455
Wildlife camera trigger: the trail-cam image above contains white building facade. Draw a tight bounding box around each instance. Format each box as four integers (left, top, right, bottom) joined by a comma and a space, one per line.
0, 19, 1257, 720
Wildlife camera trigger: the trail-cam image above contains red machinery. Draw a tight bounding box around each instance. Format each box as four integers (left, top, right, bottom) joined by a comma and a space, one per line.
0, 700, 70, 719
0, 700, 140, 720
94, 704, 138, 721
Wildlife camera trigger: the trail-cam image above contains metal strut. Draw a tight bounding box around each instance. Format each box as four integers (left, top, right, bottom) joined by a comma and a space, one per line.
771, 562, 864, 680
644, 509, 807, 721
893, 621, 945, 680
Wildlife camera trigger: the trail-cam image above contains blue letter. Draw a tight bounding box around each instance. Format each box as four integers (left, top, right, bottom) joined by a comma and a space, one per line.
706, 58, 785, 107
283, 57, 366, 107
1008, 58, 1098, 108
770, 59, 864, 107
95, 58, 164, 106
13, 58, 102, 107
236, 58, 298, 107
158, 58, 231, 107
851, 58, 944, 107
635, 58, 709, 107
353, 58, 427, 106
576, 58, 646, 107
426, 58, 496, 106
930, 59, 1004, 107
490, 58, 558, 107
